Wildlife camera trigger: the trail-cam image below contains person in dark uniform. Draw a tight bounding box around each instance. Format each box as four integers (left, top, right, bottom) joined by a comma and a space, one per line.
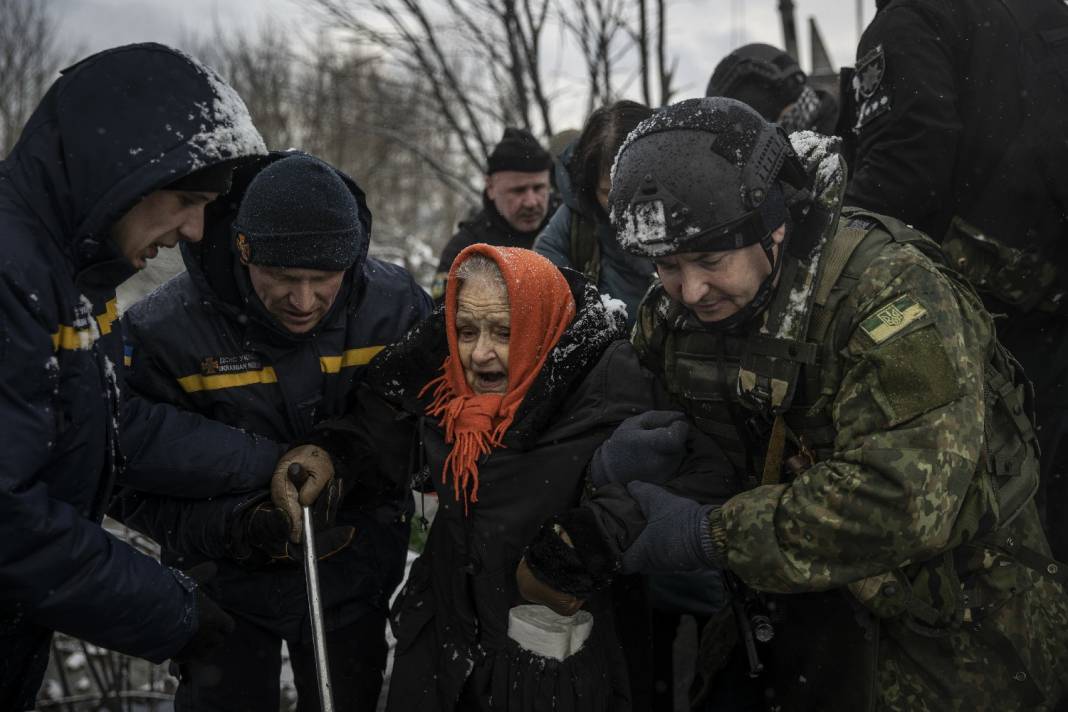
113, 152, 432, 711
841, 0, 1068, 560
707, 43, 839, 135
432, 128, 553, 299
0, 43, 269, 710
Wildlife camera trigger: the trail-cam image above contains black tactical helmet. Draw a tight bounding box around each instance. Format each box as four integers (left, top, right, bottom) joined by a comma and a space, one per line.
706, 43, 806, 121
610, 96, 807, 259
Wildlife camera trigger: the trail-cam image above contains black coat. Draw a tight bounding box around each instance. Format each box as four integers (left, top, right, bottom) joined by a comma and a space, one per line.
112, 152, 433, 642
0, 43, 268, 707
431, 196, 551, 299
842, 0, 1068, 251
316, 271, 662, 711
841, 0, 1068, 561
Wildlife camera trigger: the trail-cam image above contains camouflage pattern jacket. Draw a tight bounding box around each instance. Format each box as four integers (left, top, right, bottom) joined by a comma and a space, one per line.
625, 135, 1068, 711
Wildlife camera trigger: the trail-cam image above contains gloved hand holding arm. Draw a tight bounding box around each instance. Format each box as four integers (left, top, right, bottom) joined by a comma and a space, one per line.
589, 410, 690, 488
620, 481, 722, 574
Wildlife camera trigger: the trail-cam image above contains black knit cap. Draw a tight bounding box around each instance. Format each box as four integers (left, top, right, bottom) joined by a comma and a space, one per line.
486, 127, 552, 174
231, 154, 365, 271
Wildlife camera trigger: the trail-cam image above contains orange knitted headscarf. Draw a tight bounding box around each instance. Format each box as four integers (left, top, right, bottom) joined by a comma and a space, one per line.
420, 244, 576, 512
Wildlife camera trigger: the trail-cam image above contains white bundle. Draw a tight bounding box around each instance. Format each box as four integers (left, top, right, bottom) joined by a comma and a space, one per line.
507, 604, 593, 661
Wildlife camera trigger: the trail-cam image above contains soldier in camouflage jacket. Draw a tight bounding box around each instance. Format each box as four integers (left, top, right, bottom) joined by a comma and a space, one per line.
520, 98, 1068, 711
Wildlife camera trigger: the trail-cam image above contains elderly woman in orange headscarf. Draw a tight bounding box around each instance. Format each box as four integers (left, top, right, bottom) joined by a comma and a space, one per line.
276, 244, 705, 711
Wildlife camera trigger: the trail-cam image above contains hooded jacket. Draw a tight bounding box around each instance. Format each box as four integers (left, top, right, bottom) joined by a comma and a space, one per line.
533, 145, 654, 327
0, 43, 267, 703
112, 151, 433, 642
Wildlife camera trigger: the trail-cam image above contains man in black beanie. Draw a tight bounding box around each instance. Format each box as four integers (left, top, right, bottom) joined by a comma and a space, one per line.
111, 151, 432, 710
432, 127, 553, 298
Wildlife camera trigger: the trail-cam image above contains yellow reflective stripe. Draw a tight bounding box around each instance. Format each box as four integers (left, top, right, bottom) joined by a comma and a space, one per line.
49, 299, 117, 352
51, 325, 94, 351
175, 346, 383, 394
177, 367, 279, 394
95, 299, 119, 335
123, 355, 133, 367
319, 345, 385, 374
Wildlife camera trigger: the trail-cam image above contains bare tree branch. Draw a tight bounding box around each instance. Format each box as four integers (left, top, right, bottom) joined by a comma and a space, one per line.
0, 0, 68, 155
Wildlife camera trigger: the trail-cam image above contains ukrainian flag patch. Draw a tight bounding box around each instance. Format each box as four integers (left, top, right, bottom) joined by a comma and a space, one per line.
859, 295, 928, 344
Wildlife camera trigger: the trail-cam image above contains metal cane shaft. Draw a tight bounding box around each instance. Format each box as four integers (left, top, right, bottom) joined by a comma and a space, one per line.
301, 498, 335, 711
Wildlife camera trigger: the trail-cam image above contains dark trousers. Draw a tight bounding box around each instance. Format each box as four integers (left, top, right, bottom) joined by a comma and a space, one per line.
0, 626, 51, 712
174, 609, 388, 711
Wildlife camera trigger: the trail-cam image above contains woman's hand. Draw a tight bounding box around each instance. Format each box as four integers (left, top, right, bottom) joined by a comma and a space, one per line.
516, 556, 584, 616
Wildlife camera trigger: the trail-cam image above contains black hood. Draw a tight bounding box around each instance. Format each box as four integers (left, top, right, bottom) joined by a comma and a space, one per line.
181, 150, 374, 339
1, 43, 266, 276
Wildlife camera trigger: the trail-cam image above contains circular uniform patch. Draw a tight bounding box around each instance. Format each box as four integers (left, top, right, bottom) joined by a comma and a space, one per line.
852, 44, 892, 132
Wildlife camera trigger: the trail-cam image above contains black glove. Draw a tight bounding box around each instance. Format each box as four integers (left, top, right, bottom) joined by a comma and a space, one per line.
590, 411, 690, 488
232, 478, 354, 564
621, 481, 718, 574
171, 563, 235, 663
523, 507, 620, 599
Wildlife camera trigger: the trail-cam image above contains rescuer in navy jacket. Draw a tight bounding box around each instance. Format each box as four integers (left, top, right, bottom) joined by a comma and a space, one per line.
0, 44, 275, 709
114, 152, 432, 711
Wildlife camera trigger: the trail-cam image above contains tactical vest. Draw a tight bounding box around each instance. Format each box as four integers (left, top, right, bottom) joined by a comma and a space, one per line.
648, 207, 1045, 624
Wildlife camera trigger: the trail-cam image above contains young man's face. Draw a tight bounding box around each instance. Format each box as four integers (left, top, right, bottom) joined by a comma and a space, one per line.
245, 263, 346, 334
111, 190, 219, 269
485, 170, 550, 233
654, 224, 786, 323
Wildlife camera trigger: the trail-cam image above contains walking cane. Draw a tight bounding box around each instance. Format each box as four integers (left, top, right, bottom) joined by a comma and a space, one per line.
289, 463, 336, 712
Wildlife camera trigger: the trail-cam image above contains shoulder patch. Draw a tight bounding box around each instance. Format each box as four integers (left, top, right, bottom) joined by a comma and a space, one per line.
859, 295, 927, 344
852, 44, 891, 132
854, 45, 885, 100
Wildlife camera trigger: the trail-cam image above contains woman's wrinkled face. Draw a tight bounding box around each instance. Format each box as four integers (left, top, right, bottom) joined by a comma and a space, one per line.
455, 277, 511, 394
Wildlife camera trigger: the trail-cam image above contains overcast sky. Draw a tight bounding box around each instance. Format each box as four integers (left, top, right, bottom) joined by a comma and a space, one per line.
52, 0, 872, 125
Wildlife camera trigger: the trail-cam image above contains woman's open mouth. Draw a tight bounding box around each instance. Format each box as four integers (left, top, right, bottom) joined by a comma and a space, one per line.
474, 371, 507, 391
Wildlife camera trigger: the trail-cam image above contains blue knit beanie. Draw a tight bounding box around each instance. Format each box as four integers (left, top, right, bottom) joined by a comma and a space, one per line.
232, 154, 364, 270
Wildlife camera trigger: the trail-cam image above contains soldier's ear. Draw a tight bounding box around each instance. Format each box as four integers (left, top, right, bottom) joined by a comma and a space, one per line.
770, 223, 787, 246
